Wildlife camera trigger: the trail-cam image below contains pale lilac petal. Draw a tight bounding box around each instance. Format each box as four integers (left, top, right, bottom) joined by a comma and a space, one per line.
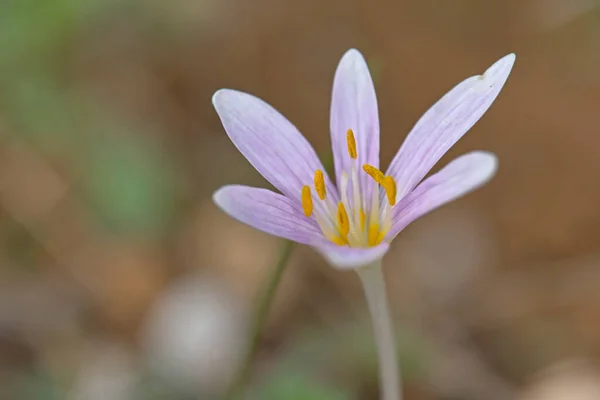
316, 243, 390, 270
213, 89, 337, 206
213, 185, 326, 245
386, 54, 515, 200
330, 49, 380, 207
387, 151, 498, 239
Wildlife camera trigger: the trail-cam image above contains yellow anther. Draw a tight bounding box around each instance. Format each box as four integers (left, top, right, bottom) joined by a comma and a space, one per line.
363, 164, 398, 206
301, 185, 313, 217
329, 234, 348, 246
336, 202, 350, 240
368, 222, 381, 246
382, 176, 397, 206
362, 164, 385, 185
360, 209, 366, 231
376, 229, 388, 244
314, 170, 326, 201
346, 129, 357, 159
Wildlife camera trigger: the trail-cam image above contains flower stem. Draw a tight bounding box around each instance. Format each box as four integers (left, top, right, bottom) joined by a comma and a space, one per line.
357, 260, 402, 400
224, 241, 295, 400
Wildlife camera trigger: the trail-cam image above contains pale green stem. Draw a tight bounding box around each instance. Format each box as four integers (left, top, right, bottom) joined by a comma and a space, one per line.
225, 153, 333, 399
356, 260, 402, 400
224, 241, 295, 400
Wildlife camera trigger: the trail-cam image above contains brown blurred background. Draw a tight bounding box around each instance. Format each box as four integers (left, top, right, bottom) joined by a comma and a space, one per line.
2, 0, 600, 399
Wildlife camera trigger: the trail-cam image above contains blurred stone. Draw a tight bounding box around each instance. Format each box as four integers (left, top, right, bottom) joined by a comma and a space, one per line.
519, 360, 600, 400
141, 273, 246, 396
180, 199, 308, 344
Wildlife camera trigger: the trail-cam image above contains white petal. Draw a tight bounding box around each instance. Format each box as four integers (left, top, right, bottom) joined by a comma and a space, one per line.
214, 185, 325, 245
213, 89, 337, 206
386, 54, 514, 201
315, 242, 390, 270
330, 49, 380, 208
387, 151, 498, 239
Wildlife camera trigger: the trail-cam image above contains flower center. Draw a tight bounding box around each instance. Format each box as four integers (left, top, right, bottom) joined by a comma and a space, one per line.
301, 129, 397, 247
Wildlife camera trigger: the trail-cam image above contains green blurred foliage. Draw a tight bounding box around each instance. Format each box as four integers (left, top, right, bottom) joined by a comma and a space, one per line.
81, 123, 179, 235
0, 0, 180, 237
254, 370, 349, 400
13, 371, 62, 400
250, 322, 431, 399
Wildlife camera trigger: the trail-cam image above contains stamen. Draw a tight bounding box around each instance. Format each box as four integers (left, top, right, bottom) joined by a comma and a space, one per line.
368, 222, 381, 246
339, 173, 360, 244
305, 158, 396, 247
301, 185, 313, 217
363, 164, 397, 207
382, 176, 397, 206
337, 202, 350, 241
346, 129, 357, 159
376, 228, 389, 245
368, 179, 381, 246
351, 165, 362, 229
340, 172, 350, 207
330, 235, 348, 246
315, 213, 347, 245
360, 209, 366, 231
377, 210, 393, 244
314, 170, 326, 200
362, 164, 385, 184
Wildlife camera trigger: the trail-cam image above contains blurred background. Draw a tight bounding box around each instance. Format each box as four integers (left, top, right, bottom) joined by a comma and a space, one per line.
2, 0, 600, 399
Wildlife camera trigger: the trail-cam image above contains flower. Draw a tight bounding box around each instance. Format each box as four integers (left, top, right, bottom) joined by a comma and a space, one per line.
212, 49, 515, 270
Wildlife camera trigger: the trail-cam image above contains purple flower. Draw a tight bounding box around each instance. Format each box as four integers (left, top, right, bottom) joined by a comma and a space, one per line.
213, 49, 515, 270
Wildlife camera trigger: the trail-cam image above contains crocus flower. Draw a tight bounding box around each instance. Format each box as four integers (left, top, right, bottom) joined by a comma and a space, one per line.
213, 49, 515, 270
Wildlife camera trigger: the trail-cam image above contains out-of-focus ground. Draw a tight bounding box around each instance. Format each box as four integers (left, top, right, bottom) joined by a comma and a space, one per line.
2, 0, 600, 399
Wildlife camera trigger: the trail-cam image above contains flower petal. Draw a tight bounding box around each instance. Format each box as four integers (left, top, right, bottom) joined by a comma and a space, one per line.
213, 185, 326, 245
330, 49, 380, 207
213, 89, 337, 205
387, 151, 498, 239
386, 54, 515, 200
315, 243, 390, 270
